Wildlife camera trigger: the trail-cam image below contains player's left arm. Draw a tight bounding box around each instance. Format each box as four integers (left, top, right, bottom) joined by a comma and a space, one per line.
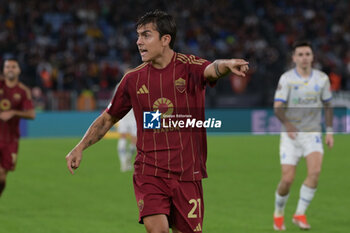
204, 59, 249, 82
323, 101, 334, 148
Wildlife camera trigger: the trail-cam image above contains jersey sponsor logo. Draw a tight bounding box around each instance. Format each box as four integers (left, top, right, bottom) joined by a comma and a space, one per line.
153, 97, 174, 117
137, 84, 149, 94
292, 96, 317, 105
174, 77, 186, 93
0, 99, 11, 110
143, 110, 161, 129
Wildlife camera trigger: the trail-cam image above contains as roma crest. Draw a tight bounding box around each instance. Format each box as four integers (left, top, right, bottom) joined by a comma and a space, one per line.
174, 77, 186, 93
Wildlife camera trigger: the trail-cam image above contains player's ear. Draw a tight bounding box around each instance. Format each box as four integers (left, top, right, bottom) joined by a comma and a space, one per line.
161, 34, 171, 47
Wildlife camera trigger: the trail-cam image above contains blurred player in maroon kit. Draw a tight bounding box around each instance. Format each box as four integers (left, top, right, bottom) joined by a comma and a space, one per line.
0, 59, 35, 197
66, 10, 248, 233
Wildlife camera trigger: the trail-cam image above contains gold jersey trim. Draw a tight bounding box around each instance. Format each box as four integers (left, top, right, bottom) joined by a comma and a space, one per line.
177, 53, 207, 65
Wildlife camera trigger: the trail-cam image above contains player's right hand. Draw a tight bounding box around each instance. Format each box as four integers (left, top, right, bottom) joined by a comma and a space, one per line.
65, 148, 83, 175
227, 59, 249, 77
325, 133, 334, 149
285, 122, 298, 139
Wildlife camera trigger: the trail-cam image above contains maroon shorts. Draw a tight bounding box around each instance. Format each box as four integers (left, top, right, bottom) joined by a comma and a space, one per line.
133, 174, 204, 233
0, 142, 18, 171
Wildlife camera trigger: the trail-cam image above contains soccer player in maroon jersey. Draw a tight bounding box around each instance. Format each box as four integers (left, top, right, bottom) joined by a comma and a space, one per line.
0, 59, 35, 197
66, 10, 248, 233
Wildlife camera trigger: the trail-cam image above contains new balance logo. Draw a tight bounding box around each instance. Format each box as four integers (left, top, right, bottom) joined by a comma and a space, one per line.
193, 223, 202, 232
137, 84, 149, 94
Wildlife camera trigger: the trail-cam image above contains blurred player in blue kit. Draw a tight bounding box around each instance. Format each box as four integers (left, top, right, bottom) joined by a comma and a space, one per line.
273, 41, 334, 230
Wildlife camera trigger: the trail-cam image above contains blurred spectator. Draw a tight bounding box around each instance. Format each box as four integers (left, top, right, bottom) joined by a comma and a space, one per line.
329, 70, 342, 92
31, 86, 46, 111
230, 74, 250, 94
77, 89, 96, 111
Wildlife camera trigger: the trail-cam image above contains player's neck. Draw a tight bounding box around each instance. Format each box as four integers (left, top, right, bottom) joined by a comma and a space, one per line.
296, 66, 312, 78
151, 49, 174, 69
5, 77, 18, 88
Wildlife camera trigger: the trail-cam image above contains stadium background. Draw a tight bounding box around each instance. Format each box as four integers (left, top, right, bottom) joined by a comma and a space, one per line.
1, 0, 350, 111
1, 0, 350, 233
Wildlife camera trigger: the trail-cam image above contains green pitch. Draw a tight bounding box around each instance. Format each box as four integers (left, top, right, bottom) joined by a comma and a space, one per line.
0, 135, 349, 233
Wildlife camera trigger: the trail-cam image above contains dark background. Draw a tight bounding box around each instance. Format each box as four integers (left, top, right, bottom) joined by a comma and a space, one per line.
1, 0, 349, 110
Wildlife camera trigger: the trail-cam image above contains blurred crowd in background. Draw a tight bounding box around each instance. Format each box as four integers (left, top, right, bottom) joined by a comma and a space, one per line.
1, 0, 350, 110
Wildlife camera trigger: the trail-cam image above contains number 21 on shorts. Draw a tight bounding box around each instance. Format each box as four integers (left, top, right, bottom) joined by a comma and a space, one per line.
188, 198, 201, 218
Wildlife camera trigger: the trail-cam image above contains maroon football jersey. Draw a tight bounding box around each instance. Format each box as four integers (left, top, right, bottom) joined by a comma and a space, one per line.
0, 80, 34, 143
107, 53, 212, 181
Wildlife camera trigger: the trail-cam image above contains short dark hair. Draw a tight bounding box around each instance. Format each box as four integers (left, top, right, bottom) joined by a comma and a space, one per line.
136, 10, 177, 49
292, 40, 312, 52
3, 58, 20, 70
4, 58, 19, 63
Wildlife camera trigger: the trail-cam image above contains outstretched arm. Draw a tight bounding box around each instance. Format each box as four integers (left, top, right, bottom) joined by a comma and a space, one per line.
204, 59, 249, 82
65, 111, 118, 174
